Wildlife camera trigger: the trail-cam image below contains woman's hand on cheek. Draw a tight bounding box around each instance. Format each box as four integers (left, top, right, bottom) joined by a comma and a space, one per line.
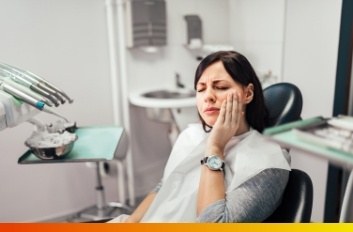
206, 92, 242, 157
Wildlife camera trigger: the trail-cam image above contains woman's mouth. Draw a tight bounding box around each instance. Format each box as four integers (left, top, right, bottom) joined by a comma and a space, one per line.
204, 107, 220, 115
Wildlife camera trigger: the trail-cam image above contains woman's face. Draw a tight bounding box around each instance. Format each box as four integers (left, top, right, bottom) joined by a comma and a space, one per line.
196, 61, 250, 127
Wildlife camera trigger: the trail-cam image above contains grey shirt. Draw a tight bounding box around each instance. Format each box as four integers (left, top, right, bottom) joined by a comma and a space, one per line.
152, 168, 289, 222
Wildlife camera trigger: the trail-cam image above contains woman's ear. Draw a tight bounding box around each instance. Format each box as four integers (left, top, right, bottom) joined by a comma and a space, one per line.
244, 84, 254, 104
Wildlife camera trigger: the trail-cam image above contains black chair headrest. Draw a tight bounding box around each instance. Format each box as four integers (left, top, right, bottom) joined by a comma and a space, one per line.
263, 82, 303, 128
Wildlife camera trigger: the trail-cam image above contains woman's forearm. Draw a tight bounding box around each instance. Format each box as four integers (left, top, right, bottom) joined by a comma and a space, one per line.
125, 192, 157, 223
197, 165, 225, 216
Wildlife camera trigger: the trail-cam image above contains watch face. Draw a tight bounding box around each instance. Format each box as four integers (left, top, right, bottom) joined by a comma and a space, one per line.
207, 155, 223, 170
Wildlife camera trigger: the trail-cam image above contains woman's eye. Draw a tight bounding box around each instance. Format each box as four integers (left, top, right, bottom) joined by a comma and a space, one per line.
216, 86, 228, 90
196, 89, 205, 92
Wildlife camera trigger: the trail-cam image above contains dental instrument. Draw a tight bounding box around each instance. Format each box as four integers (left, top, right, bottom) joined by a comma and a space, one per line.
0, 64, 61, 106
0, 63, 73, 104
0, 80, 68, 122
0, 77, 54, 107
0, 63, 66, 104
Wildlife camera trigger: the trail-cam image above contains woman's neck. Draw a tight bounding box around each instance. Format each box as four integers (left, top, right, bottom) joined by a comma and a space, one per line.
235, 120, 250, 136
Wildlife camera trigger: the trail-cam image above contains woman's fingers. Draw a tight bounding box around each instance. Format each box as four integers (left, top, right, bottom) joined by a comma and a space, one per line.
231, 93, 237, 124
225, 92, 233, 123
218, 97, 226, 124
223, 92, 239, 124
216, 92, 243, 128
232, 92, 241, 126
217, 92, 233, 125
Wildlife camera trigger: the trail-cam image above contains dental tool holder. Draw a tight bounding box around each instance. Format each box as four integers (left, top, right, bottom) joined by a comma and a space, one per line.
0, 62, 73, 131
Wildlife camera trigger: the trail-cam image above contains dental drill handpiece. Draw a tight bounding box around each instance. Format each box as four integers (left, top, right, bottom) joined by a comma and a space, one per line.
2, 63, 74, 104
23, 70, 74, 104
0, 77, 54, 107
0, 80, 48, 111
0, 80, 68, 122
0, 63, 64, 104
0, 66, 60, 106
0, 63, 66, 104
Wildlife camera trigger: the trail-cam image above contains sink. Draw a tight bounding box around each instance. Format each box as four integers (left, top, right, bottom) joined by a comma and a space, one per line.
142, 89, 195, 99
129, 88, 196, 109
129, 88, 198, 129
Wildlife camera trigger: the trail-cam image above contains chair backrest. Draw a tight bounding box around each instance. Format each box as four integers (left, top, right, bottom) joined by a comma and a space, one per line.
262, 83, 313, 222
264, 169, 313, 222
263, 82, 303, 128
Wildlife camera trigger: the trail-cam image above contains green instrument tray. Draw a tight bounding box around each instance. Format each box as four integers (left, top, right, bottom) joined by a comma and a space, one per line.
18, 126, 126, 164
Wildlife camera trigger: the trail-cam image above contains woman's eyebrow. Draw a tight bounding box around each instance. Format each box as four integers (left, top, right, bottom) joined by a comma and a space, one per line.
198, 79, 228, 85
213, 80, 230, 84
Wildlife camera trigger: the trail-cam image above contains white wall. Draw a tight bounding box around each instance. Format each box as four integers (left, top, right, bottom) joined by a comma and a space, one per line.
229, 0, 286, 87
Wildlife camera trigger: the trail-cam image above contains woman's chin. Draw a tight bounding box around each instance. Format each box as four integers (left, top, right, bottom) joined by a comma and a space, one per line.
201, 115, 217, 127
204, 120, 216, 127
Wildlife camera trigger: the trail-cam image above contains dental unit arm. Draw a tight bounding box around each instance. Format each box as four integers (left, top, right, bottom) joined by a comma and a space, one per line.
0, 62, 73, 131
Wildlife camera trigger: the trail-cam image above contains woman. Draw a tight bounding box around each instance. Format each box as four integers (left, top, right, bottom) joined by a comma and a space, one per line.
111, 50, 290, 223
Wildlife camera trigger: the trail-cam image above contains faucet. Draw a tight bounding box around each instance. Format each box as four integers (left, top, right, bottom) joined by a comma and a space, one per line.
175, 73, 185, 89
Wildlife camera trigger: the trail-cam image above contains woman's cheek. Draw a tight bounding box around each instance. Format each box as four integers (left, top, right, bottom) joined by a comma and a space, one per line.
196, 98, 203, 113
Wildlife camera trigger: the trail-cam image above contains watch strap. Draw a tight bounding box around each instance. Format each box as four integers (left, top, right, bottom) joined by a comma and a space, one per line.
200, 156, 208, 165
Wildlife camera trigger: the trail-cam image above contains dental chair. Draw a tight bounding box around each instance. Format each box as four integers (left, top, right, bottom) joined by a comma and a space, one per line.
262, 82, 313, 222
264, 169, 313, 222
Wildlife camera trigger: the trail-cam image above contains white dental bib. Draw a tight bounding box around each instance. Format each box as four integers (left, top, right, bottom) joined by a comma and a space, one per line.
141, 124, 291, 222
141, 124, 290, 222
140, 124, 206, 222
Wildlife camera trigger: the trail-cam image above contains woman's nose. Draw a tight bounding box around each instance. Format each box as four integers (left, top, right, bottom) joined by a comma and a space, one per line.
204, 88, 216, 102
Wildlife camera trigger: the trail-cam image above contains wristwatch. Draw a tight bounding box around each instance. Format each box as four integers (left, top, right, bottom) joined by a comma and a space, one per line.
200, 155, 224, 171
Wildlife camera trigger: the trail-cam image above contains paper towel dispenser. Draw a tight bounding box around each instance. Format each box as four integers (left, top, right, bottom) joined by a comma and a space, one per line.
125, 0, 167, 49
